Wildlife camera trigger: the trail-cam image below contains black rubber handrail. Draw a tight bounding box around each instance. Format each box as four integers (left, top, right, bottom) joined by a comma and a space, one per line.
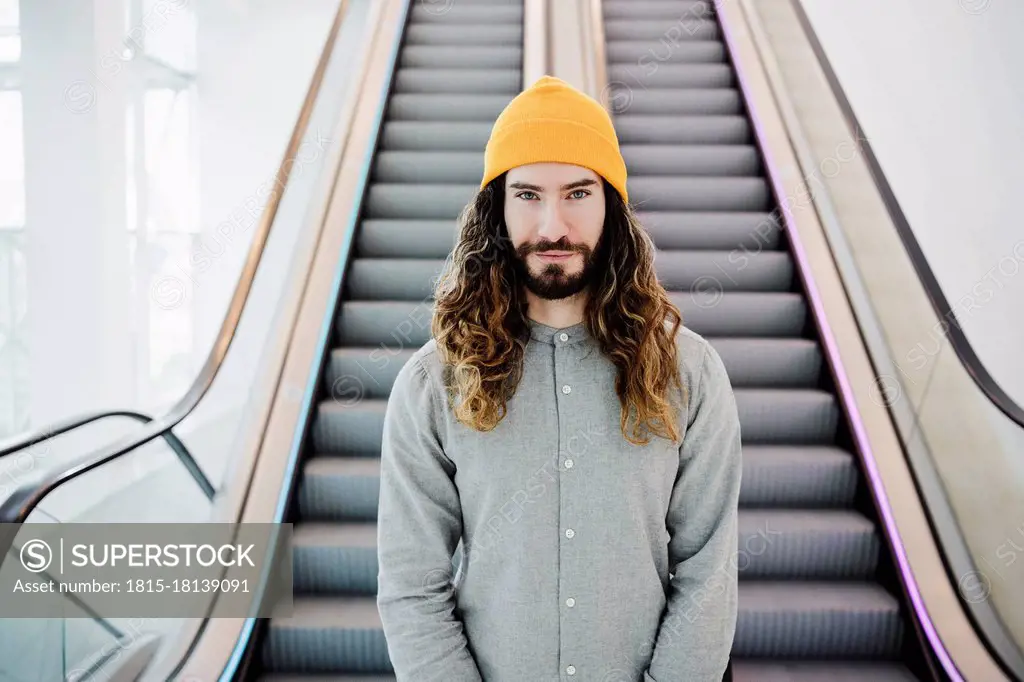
1, 411, 208, 498
0, 410, 213, 509
0, 0, 349, 524
789, 1, 1024, 431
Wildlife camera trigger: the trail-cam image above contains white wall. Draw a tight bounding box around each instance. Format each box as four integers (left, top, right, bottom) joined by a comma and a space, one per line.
797, 0, 1024, 407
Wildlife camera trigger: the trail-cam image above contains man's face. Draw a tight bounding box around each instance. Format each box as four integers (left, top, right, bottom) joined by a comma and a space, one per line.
503, 162, 607, 300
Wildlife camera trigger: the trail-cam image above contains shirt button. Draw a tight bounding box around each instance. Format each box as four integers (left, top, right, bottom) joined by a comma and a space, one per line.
566, 665, 576, 675
566, 597, 575, 607
565, 528, 575, 539
561, 385, 571, 394
559, 332, 568, 342
564, 459, 574, 469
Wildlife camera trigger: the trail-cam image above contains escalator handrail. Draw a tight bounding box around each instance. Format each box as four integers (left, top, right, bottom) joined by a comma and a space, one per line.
0, 409, 213, 499
0, 0, 350, 525
788, 1, 1024, 432
0, 409, 150, 459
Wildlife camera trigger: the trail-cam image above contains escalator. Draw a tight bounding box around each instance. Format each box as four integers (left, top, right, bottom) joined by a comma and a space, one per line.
258, 0, 526, 678
254, 0, 929, 680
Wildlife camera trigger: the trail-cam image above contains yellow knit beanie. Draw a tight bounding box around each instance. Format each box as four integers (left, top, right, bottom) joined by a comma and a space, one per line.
480, 75, 629, 203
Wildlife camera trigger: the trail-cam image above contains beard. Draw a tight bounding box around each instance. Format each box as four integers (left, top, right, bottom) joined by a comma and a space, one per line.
510, 231, 606, 301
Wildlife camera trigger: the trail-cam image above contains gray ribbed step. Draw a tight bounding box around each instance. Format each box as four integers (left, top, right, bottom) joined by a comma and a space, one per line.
404, 24, 521, 46
399, 45, 522, 69
386, 94, 512, 122
741, 446, 858, 507
356, 220, 456, 258
263, 597, 389, 673
735, 389, 839, 445
629, 176, 770, 211
640, 211, 782, 251
312, 401, 387, 456
300, 458, 381, 522
364, 183, 478, 219
292, 511, 875, 589
355, 212, 782, 258
735, 582, 903, 658
322, 338, 819, 400
672, 245, 797, 290
608, 63, 733, 88
311, 388, 835, 455
298, 447, 856, 523
409, 4, 522, 23
732, 661, 918, 682
610, 87, 741, 115
603, 0, 714, 19
394, 68, 520, 95
380, 122, 492, 151
344, 250, 792, 301
621, 144, 761, 176
335, 293, 808, 346
738, 510, 878, 579
606, 40, 725, 63
294, 523, 378, 594
372, 151, 484, 183
263, 582, 902, 673
604, 19, 719, 41
616, 115, 751, 144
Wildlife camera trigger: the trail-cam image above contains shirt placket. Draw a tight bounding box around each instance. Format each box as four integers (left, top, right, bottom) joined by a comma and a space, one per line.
554, 330, 580, 679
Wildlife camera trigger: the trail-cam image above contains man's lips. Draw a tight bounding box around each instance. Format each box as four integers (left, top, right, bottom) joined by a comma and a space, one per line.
534, 251, 576, 260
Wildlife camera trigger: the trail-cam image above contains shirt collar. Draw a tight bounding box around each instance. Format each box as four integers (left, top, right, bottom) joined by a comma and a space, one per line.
527, 318, 594, 347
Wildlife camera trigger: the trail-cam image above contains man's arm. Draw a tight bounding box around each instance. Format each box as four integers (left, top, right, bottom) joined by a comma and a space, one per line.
644, 341, 743, 681
376, 353, 483, 682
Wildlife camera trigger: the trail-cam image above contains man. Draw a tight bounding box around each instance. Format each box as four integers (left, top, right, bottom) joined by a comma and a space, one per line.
377, 75, 742, 682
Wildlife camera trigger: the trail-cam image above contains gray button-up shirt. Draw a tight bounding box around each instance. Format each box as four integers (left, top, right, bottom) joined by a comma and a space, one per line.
377, 319, 742, 681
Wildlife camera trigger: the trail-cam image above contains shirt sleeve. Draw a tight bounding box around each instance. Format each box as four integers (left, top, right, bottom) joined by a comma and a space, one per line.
376, 353, 483, 682
643, 341, 743, 681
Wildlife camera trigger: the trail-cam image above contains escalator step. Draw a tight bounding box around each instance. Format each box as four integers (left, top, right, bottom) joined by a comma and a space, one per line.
607, 87, 742, 115
399, 45, 522, 70
732, 661, 919, 682
604, 19, 720, 41
608, 62, 734, 88
603, 0, 715, 20
310, 388, 837, 455
605, 40, 726, 63
263, 583, 902, 673
298, 445, 858, 524
380, 121, 493, 150
299, 458, 381, 522
408, 4, 522, 24
628, 176, 772, 211
404, 24, 522, 47
290, 509, 877, 595
334, 293, 808, 347
322, 338, 822, 400
386, 94, 514, 122
621, 144, 762, 176
394, 68, 521, 95
343, 250, 794, 301
615, 115, 752, 144
355, 211, 782, 258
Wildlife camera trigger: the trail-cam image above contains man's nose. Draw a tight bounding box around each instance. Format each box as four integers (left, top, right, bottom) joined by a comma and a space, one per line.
536, 202, 570, 242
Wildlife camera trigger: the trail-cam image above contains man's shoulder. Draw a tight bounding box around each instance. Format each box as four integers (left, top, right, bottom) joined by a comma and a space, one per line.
397, 338, 445, 386
671, 323, 712, 388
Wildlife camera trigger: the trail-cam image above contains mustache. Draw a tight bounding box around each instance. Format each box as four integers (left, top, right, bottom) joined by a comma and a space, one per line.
519, 238, 588, 255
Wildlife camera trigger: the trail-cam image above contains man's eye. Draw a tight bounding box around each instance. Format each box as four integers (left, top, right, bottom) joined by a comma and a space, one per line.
570, 190, 589, 200
517, 191, 537, 201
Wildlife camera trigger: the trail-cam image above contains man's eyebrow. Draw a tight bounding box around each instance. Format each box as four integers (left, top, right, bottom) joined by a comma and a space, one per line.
508, 178, 598, 192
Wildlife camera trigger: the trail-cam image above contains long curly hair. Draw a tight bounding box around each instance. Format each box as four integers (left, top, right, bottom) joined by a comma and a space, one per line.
430, 174, 685, 446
